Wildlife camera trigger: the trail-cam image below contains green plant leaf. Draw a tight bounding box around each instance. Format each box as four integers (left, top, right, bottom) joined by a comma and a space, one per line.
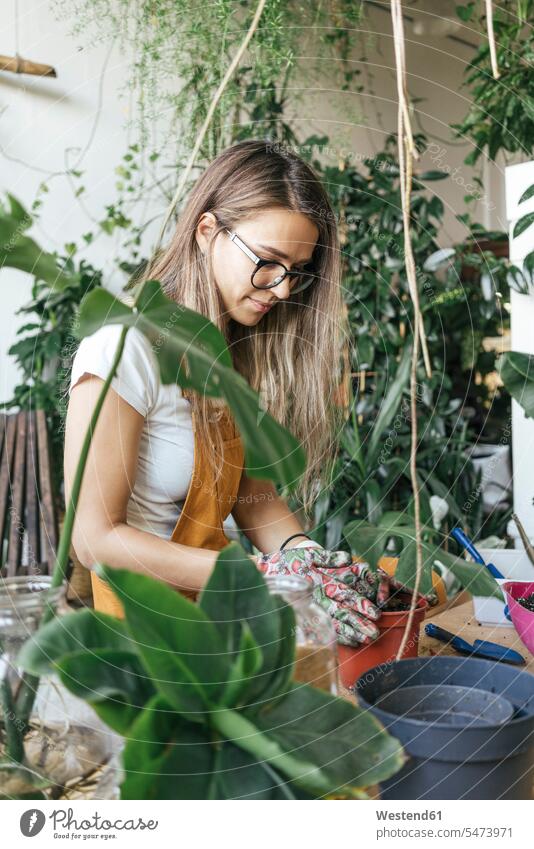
199, 542, 296, 708
1, 193, 78, 291
254, 682, 406, 791
17, 609, 133, 676
220, 622, 263, 708
513, 212, 534, 239
343, 519, 390, 571
98, 564, 230, 716
120, 695, 214, 800
519, 183, 534, 205
77, 281, 306, 489
56, 649, 156, 734
211, 706, 334, 796
367, 343, 412, 466
499, 351, 534, 418
120, 695, 307, 800
417, 170, 449, 181
217, 742, 311, 799
393, 538, 438, 598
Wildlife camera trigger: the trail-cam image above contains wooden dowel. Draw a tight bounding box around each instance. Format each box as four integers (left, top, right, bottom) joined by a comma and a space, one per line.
0, 54, 57, 78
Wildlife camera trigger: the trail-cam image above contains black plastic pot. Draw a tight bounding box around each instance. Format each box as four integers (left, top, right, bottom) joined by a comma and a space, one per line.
355, 657, 534, 800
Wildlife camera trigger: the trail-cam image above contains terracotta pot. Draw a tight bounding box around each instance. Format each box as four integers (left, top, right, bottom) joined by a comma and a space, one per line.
337, 595, 428, 690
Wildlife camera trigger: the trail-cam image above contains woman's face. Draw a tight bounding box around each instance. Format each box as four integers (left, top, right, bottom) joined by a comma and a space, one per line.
196, 207, 319, 326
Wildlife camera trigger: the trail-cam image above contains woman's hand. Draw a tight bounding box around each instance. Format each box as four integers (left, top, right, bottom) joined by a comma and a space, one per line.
256, 541, 391, 646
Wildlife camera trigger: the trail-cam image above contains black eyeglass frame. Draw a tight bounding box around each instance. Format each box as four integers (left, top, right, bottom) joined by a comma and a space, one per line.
221, 225, 319, 295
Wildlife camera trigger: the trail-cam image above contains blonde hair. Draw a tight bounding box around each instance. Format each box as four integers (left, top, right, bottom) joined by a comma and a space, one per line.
128, 139, 348, 517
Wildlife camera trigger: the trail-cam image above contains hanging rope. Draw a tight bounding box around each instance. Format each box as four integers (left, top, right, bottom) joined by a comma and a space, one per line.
390, 0, 427, 658
485, 0, 500, 80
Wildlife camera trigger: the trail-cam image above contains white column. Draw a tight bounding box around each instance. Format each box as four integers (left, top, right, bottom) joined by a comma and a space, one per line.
505, 160, 534, 543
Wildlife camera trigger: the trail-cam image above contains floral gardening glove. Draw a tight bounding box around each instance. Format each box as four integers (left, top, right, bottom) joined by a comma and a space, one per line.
256, 540, 393, 647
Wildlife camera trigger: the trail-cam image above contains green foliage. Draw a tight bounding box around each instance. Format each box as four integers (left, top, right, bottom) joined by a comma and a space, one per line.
49, 0, 364, 156
499, 351, 534, 419
306, 134, 517, 548
343, 514, 504, 600
452, 1, 534, 163
18, 542, 405, 799
0, 194, 77, 292
2, 247, 103, 499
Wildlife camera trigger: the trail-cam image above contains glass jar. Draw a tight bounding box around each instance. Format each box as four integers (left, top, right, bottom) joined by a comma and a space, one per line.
0, 575, 121, 799
265, 574, 339, 695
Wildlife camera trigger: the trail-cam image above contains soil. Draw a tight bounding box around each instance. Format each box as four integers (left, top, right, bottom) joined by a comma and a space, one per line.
295, 644, 338, 693
517, 592, 534, 613
383, 594, 413, 612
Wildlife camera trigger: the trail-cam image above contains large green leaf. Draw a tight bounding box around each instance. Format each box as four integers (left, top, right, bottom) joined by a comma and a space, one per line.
343, 518, 390, 571
393, 538, 439, 598
198, 542, 296, 708
120, 695, 214, 800
254, 682, 406, 791
77, 281, 306, 488
219, 622, 263, 709
499, 351, 534, 418
120, 695, 307, 800
17, 609, 133, 676
98, 564, 230, 716
367, 343, 412, 466
217, 742, 312, 799
56, 649, 156, 734
0, 193, 77, 291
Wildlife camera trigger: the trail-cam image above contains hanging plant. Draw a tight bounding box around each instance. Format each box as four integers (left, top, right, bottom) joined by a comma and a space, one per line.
452, 1, 534, 164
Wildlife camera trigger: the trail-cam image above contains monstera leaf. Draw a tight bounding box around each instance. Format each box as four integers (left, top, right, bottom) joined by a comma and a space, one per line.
0, 194, 77, 291
77, 280, 306, 487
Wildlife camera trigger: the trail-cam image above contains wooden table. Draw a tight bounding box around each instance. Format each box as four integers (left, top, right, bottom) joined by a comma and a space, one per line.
420, 598, 534, 673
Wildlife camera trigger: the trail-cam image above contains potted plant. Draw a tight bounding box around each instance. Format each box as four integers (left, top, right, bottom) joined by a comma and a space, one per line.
337, 512, 502, 688
17, 543, 406, 799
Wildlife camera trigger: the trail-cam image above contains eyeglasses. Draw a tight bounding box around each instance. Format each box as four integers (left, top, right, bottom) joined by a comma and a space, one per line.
222, 226, 319, 295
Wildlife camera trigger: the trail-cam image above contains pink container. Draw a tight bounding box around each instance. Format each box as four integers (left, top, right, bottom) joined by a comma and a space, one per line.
503, 581, 534, 656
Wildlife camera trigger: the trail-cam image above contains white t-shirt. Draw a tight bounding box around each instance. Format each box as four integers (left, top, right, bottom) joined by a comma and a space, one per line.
68, 323, 199, 540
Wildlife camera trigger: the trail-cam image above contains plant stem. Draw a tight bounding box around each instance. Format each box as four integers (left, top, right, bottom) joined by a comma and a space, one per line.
1, 676, 24, 763
14, 325, 130, 730
211, 707, 331, 797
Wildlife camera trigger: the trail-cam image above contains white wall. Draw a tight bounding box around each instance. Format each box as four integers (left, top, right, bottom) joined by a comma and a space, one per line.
1, 2, 511, 402
0, 2, 162, 402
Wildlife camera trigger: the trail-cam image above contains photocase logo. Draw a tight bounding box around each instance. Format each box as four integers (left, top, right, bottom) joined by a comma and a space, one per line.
20, 809, 46, 837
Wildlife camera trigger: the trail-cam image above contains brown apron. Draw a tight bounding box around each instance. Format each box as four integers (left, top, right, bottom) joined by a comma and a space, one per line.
90, 408, 245, 618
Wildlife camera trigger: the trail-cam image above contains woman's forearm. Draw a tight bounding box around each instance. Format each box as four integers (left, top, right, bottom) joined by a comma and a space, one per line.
75, 521, 223, 594
234, 492, 308, 553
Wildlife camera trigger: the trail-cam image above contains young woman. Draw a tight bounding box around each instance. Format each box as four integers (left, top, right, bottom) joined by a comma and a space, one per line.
64, 139, 402, 646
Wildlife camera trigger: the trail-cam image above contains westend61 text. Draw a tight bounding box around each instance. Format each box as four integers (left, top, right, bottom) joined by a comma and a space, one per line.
376, 810, 442, 821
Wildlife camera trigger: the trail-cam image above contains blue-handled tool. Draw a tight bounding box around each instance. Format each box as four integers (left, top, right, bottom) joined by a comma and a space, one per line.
425, 623, 525, 665
451, 527, 504, 579
451, 526, 511, 621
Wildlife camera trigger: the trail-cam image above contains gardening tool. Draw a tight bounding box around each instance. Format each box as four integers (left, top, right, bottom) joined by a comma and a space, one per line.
425, 622, 525, 665
451, 526, 511, 621
451, 527, 504, 578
